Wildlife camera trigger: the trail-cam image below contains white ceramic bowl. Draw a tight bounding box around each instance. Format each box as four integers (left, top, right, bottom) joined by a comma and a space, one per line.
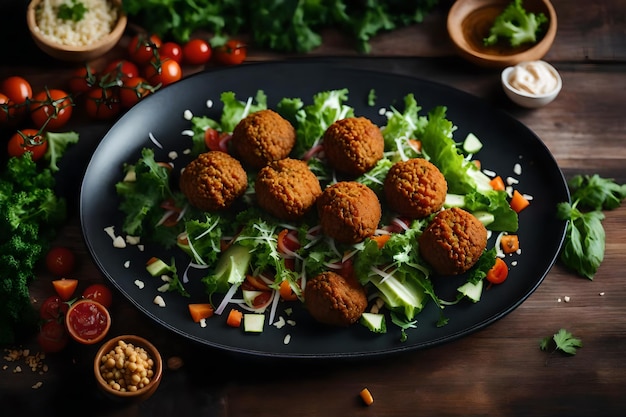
501, 60, 562, 108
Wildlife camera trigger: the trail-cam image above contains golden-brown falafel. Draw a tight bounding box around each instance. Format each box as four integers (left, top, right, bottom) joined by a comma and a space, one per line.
179, 151, 248, 211
231, 109, 296, 169
384, 158, 448, 219
418, 207, 488, 276
304, 271, 368, 327
317, 181, 382, 244
255, 158, 322, 220
322, 117, 384, 176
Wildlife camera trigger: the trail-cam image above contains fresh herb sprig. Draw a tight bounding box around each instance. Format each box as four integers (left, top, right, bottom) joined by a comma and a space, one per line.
57, 0, 88, 23
557, 174, 626, 279
540, 328, 582, 356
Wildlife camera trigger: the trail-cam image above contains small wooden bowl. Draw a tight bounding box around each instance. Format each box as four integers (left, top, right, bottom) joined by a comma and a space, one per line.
447, 0, 557, 68
94, 335, 163, 402
65, 299, 111, 345
26, 0, 127, 62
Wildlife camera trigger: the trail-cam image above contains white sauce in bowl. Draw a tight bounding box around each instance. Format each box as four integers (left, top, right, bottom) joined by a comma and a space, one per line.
508, 61, 559, 96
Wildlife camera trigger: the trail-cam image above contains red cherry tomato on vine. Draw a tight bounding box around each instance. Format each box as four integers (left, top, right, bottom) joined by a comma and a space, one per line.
213, 40, 247, 66
183, 39, 212, 65
1, 76, 32, 106
102, 59, 140, 80
144, 58, 182, 87
40, 295, 69, 321
128, 33, 162, 65
37, 320, 69, 353
68, 65, 97, 95
29, 89, 73, 130
85, 87, 120, 120
45, 246, 76, 277
82, 284, 113, 309
160, 42, 183, 64
0, 93, 16, 124
7, 129, 47, 161
120, 76, 153, 109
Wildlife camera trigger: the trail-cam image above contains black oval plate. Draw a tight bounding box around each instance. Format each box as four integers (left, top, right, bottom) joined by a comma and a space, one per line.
80, 62, 568, 359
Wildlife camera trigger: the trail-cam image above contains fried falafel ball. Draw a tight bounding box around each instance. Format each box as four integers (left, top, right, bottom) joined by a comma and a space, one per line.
179, 151, 248, 212
304, 271, 368, 327
384, 158, 448, 219
322, 117, 384, 176
230, 109, 296, 169
418, 207, 488, 276
255, 158, 322, 220
317, 181, 382, 244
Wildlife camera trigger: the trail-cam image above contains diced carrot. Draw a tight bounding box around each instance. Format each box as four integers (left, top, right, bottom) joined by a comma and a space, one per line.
500, 234, 520, 254
486, 258, 508, 284
473, 160, 481, 169
279, 280, 298, 301
489, 175, 505, 191
52, 278, 78, 301
510, 190, 530, 213
371, 234, 390, 249
188, 303, 214, 323
359, 388, 374, 406
408, 139, 421, 152
226, 308, 243, 328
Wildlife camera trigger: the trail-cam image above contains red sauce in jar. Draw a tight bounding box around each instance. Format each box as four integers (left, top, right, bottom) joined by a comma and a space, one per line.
67, 300, 109, 341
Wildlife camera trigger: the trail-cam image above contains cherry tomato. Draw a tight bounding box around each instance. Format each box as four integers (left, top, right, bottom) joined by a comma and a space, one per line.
37, 320, 69, 353
29, 89, 73, 130
213, 40, 247, 66
40, 295, 69, 321
7, 129, 47, 161
119, 76, 153, 109
128, 33, 162, 65
183, 39, 212, 65
68, 65, 97, 95
82, 283, 113, 309
486, 257, 509, 284
102, 59, 140, 81
45, 246, 76, 276
160, 41, 183, 64
0, 92, 16, 124
204, 128, 220, 151
85, 87, 120, 120
144, 58, 182, 87
1, 75, 32, 107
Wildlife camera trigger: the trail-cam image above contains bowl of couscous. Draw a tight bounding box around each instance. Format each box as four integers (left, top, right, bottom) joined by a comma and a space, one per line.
27, 0, 127, 62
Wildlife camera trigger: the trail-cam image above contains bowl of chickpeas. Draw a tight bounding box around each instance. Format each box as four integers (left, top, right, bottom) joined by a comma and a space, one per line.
94, 335, 163, 402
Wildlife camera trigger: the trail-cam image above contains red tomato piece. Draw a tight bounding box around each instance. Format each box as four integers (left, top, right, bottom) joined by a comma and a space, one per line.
213, 40, 247, 66
85, 87, 120, 120
68, 65, 98, 95
160, 41, 183, 64
30, 89, 73, 130
102, 59, 140, 81
128, 33, 162, 65
0, 92, 16, 124
7, 129, 47, 161
144, 58, 182, 87
37, 320, 69, 353
45, 246, 76, 276
119, 76, 154, 109
486, 257, 509, 284
1, 75, 32, 111
82, 283, 113, 309
183, 39, 212, 65
40, 295, 69, 321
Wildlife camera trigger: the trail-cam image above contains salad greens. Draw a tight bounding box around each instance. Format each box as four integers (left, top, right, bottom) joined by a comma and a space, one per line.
123, 0, 440, 53
483, 0, 548, 47
116, 88, 519, 339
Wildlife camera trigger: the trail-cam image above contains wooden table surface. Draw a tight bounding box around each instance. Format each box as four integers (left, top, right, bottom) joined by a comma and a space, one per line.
2, 1, 625, 416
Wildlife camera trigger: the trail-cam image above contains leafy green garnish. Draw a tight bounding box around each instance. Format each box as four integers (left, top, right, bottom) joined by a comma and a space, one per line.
483, 0, 548, 47
540, 328, 582, 355
57, 0, 88, 22
557, 175, 626, 279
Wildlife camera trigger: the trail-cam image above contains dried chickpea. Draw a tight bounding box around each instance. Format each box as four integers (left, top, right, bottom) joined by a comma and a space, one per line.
98, 340, 156, 392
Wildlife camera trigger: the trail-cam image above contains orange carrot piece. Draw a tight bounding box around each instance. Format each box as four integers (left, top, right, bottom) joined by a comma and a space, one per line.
486, 258, 508, 284
279, 280, 298, 301
52, 278, 78, 301
360, 388, 374, 406
489, 175, 505, 191
371, 234, 391, 249
226, 309, 243, 328
473, 160, 481, 170
188, 303, 214, 323
500, 234, 520, 254
510, 190, 530, 213
408, 139, 422, 152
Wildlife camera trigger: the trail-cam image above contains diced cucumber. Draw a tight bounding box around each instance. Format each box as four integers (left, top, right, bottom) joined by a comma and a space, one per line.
463, 133, 483, 154
243, 314, 265, 333
473, 211, 495, 227
444, 193, 466, 208
146, 257, 169, 277
457, 279, 483, 303
360, 312, 387, 334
